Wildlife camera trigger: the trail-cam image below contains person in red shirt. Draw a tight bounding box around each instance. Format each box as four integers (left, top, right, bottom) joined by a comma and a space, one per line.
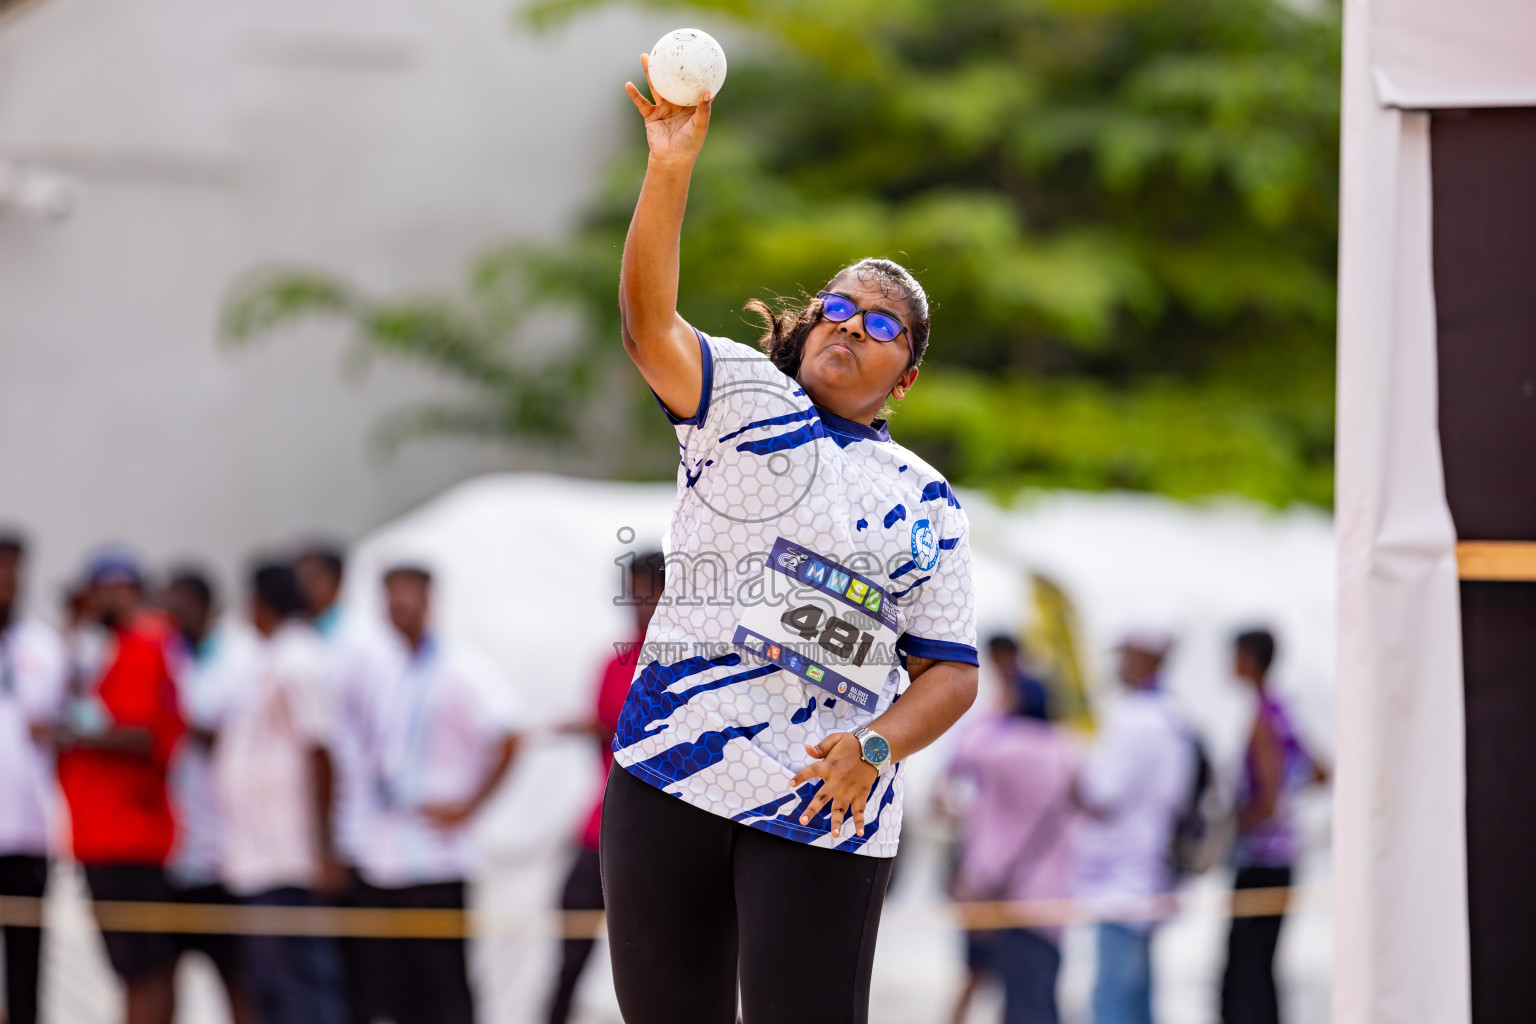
543, 551, 664, 1024
54, 552, 185, 1024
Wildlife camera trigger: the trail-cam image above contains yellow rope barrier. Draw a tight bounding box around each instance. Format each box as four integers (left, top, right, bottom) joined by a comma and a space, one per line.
0, 888, 1316, 939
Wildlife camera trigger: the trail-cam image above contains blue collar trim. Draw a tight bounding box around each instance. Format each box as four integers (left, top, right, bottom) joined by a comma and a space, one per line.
816, 407, 890, 444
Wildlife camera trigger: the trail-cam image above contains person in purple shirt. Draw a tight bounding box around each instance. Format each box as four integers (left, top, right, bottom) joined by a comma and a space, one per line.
1221, 629, 1327, 1024
943, 635, 1078, 1024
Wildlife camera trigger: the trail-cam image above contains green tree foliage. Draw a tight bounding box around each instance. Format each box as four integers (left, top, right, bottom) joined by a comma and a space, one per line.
225, 0, 1339, 504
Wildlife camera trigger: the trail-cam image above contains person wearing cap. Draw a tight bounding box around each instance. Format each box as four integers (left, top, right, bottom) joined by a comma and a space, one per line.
941, 634, 1078, 1024
214, 561, 349, 1024
1073, 630, 1195, 1024
352, 563, 524, 1024
0, 533, 68, 1024
54, 549, 186, 1024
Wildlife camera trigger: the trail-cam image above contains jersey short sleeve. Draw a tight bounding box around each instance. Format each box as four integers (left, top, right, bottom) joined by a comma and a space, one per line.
895, 502, 980, 667
655, 331, 802, 441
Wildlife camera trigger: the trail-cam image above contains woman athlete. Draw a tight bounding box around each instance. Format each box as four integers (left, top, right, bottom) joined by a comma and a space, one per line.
602, 56, 981, 1024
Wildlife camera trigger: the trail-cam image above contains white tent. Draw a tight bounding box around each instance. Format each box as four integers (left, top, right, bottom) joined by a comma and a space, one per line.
1335, 0, 1536, 1019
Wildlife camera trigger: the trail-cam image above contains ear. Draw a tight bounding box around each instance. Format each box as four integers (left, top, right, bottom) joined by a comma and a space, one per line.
892, 366, 920, 398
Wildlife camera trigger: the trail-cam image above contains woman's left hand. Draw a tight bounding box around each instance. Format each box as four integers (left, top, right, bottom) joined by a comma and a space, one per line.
792, 733, 879, 838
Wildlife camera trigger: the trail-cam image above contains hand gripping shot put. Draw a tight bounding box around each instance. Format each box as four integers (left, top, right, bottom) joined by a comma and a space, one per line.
604, 33, 980, 1024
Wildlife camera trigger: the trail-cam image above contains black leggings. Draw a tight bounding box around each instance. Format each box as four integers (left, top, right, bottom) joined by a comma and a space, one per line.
1221, 865, 1292, 1024
601, 765, 895, 1024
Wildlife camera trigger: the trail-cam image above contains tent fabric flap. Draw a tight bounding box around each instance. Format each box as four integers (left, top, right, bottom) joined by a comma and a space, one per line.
1334, 0, 1473, 1019
1370, 0, 1536, 108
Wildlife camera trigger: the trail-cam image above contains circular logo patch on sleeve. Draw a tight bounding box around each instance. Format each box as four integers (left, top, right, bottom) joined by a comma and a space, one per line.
911, 518, 939, 572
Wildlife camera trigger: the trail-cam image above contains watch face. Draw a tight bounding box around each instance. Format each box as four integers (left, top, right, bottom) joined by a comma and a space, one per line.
862, 732, 892, 766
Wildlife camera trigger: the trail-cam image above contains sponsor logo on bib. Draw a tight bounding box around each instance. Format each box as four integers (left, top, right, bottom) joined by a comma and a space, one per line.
778, 548, 810, 572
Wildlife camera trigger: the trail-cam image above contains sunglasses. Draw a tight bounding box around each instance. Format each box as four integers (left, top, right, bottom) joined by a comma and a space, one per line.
816, 291, 912, 357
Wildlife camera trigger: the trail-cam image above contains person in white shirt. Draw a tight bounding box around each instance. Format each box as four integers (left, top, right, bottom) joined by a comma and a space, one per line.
0, 533, 67, 1024
161, 568, 257, 1024
353, 563, 524, 1024
215, 563, 348, 1024
294, 544, 383, 873
293, 543, 390, 1024
1074, 630, 1195, 1024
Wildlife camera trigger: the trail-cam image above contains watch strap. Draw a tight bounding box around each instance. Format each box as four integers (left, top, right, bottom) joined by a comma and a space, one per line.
852, 726, 893, 775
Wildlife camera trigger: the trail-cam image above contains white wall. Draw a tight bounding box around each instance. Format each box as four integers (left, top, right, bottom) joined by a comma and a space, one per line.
0, 0, 671, 604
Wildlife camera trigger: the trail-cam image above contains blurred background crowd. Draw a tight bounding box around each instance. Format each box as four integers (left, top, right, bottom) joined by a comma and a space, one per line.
0, 505, 1334, 1024
0, 0, 1343, 1019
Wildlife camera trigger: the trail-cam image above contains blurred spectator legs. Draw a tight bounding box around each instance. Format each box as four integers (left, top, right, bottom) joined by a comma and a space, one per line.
1091, 923, 1153, 1024
358, 881, 474, 1024
992, 928, 1061, 1024
0, 854, 48, 1024
339, 873, 386, 1024
81, 864, 178, 1024
170, 881, 256, 1024
242, 887, 348, 1024
1220, 866, 1291, 1024
546, 846, 604, 1024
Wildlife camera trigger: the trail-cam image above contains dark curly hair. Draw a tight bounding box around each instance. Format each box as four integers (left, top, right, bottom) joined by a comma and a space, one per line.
744, 258, 931, 382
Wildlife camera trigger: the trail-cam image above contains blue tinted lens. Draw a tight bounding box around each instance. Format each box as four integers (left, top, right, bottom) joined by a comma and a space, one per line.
864, 312, 904, 343
820, 294, 857, 321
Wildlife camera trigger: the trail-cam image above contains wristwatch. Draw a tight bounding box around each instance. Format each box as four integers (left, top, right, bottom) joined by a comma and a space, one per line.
851, 726, 894, 775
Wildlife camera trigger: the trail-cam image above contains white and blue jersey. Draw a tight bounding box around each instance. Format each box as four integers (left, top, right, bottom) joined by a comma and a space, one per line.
613, 331, 979, 858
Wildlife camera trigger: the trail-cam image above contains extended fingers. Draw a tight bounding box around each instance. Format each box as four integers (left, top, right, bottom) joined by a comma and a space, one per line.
828, 801, 846, 837
693, 91, 713, 129
851, 793, 869, 836
800, 785, 834, 826
790, 759, 828, 788
624, 81, 654, 117
640, 53, 658, 99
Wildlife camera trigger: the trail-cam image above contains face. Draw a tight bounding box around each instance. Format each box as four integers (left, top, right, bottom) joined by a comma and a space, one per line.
91, 580, 141, 630
1234, 646, 1262, 685
294, 557, 341, 619
248, 595, 278, 636
1117, 646, 1162, 688
0, 549, 19, 613
988, 645, 1017, 679
796, 271, 918, 419
385, 573, 430, 641
631, 571, 663, 637
164, 584, 212, 644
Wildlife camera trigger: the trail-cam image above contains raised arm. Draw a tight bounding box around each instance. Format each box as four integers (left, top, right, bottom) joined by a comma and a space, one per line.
619, 55, 712, 420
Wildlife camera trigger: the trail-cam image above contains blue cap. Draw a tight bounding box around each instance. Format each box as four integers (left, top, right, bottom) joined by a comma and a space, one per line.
85, 548, 145, 589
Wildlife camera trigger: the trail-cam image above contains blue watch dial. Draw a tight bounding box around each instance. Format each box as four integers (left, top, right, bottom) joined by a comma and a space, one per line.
861, 732, 891, 766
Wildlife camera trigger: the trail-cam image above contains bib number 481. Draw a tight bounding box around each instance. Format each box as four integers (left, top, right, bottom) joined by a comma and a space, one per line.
780, 604, 875, 668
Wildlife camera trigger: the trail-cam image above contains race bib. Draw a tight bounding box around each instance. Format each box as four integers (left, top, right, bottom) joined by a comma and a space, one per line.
732, 538, 899, 711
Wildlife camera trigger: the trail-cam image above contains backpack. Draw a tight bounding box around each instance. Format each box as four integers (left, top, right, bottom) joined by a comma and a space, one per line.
1170, 732, 1220, 878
